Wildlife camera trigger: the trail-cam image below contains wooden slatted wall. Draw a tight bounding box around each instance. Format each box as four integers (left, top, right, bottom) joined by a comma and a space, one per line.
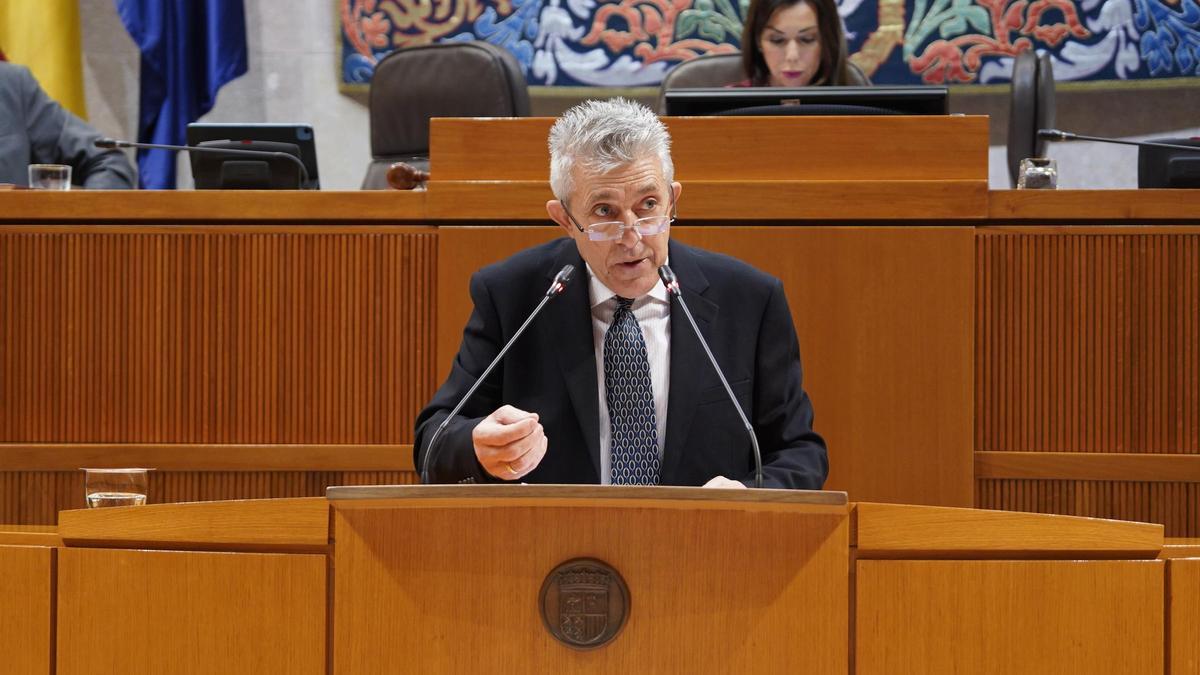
0, 230, 434, 522
976, 231, 1200, 535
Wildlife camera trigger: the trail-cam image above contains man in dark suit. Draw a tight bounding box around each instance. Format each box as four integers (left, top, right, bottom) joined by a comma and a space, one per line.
415, 98, 826, 489
0, 62, 135, 188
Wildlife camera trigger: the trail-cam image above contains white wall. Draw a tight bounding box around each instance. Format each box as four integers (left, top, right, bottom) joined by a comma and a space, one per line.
80, 0, 370, 190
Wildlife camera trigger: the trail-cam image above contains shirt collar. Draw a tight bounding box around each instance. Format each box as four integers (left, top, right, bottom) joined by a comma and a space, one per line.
585, 262, 670, 309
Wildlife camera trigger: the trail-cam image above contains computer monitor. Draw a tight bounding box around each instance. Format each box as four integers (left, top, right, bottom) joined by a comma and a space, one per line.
663, 86, 950, 117
1139, 138, 1200, 188
186, 123, 320, 190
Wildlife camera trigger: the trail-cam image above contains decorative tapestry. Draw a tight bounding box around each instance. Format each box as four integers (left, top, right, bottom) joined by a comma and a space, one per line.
339, 0, 1200, 86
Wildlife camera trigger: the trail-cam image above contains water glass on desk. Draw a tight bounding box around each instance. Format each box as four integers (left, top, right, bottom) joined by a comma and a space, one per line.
28, 164, 72, 190
82, 468, 150, 507
1017, 157, 1058, 189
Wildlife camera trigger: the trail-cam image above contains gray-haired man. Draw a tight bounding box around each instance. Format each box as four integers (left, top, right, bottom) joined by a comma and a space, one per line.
416, 98, 827, 489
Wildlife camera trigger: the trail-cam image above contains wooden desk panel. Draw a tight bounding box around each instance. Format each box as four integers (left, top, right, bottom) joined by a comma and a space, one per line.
333, 501, 849, 673
0, 524, 61, 546
0, 545, 53, 675
426, 179, 988, 220
990, 190, 1200, 221
57, 548, 326, 675
57, 497, 329, 551
431, 116, 989, 182
854, 502, 1163, 558
1170, 558, 1200, 675
0, 191, 427, 223
856, 559, 1164, 674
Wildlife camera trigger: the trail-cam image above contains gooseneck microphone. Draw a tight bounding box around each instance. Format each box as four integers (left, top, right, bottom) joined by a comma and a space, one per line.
1037, 129, 1200, 153
420, 264, 576, 484
658, 265, 764, 489
95, 137, 311, 187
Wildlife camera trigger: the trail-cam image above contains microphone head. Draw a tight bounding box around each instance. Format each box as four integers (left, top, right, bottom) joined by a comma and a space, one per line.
94, 138, 119, 149
546, 264, 575, 297
657, 264, 681, 296
1037, 129, 1068, 141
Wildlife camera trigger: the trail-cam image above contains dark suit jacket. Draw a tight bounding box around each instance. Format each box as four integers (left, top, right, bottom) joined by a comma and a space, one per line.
414, 237, 828, 489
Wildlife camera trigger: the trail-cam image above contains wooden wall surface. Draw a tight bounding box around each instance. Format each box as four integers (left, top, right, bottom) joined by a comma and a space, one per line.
0, 226, 431, 523
975, 227, 1200, 535
1, 190, 1198, 534
0, 228, 437, 444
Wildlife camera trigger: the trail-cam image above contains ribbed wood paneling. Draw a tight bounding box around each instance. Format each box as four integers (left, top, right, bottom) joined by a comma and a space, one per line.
976, 479, 1199, 537
977, 232, 1200, 455
0, 231, 436, 444
977, 232, 1200, 535
0, 470, 418, 525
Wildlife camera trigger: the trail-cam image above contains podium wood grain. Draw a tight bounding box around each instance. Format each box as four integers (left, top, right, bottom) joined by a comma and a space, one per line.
0, 524, 61, 546
57, 497, 329, 550
430, 116, 989, 182
0, 545, 52, 675
333, 500, 849, 673
425, 179, 988, 220
854, 502, 1163, 558
1170, 558, 1200, 675
56, 548, 326, 675
856, 559, 1164, 674
989, 189, 1200, 220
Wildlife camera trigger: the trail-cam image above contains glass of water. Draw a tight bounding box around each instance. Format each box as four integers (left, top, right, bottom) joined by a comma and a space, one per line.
1017, 157, 1058, 189
28, 164, 73, 190
82, 468, 150, 507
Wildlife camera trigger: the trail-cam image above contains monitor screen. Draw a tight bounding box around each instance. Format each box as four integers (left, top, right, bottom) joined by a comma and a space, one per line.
186, 123, 320, 190
663, 86, 950, 117
1138, 137, 1200, 188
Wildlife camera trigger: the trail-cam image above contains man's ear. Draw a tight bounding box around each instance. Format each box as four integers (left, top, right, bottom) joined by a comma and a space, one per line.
671, 181, 682, 204
547, 200, 573, 236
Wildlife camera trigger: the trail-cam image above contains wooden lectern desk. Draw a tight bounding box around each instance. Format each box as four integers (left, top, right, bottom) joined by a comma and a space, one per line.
328, 486, 849, 673
0, 486, 1189, 674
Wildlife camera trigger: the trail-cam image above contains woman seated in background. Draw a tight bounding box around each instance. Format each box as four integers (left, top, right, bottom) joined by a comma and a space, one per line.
738, 0, 863, 87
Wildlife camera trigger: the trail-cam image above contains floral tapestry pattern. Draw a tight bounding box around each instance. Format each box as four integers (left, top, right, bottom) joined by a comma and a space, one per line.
340, 0, 1200, 86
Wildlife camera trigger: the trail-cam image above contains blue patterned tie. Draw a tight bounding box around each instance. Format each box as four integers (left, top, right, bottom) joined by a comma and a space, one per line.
605, 297, 660, 485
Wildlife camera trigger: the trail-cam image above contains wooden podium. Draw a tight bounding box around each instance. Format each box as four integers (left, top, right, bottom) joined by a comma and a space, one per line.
328, 486, 849, 672
1, 485, 1192, 674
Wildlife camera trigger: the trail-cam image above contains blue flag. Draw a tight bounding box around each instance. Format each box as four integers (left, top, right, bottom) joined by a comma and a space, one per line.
115, 0, 248, 189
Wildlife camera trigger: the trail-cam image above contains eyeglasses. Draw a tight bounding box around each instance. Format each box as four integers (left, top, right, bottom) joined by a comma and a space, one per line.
564, 195, 676, 242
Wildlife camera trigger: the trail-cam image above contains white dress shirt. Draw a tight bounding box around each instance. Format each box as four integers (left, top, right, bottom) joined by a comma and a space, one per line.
587, 265, 671, 484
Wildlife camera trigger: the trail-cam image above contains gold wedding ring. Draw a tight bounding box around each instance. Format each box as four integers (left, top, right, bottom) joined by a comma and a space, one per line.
506, 462, 518, 475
